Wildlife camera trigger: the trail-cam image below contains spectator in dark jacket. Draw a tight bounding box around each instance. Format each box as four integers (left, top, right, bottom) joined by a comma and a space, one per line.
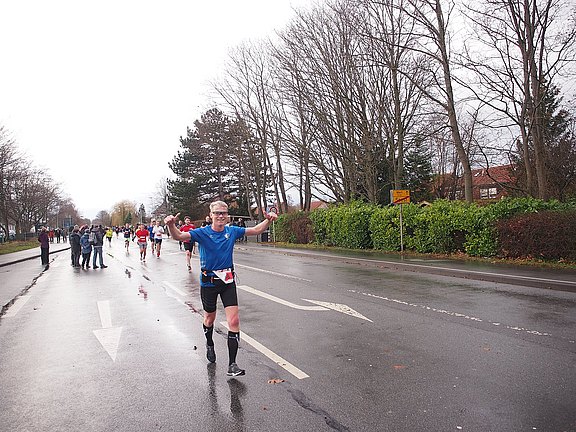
91, 225, 108, 269
69, 226, 81, 268
38, 226, 50, 269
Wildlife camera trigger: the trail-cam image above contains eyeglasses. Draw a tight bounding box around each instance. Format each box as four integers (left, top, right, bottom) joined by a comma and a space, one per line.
212, 211, 228, 216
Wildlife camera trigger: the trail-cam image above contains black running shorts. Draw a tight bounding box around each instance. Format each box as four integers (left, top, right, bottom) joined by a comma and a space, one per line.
201, 281, 238, 313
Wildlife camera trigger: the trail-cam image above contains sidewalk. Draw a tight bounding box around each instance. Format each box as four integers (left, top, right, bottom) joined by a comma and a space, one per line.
0, 242, 70, 268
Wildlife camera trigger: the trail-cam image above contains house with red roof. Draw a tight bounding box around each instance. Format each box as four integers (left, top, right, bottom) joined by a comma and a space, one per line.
431, 164, 517, 201
470, 164, 517, 200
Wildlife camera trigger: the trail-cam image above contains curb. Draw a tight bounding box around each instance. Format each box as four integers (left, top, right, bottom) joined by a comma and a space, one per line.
0, 246, 71, 268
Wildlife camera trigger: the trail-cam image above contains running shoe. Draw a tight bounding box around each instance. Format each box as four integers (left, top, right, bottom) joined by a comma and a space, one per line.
227, 363, 245, 376
206, 344, 216, 363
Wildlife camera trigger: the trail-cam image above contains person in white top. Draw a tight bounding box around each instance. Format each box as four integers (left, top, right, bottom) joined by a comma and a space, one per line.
152, 220, 165, 257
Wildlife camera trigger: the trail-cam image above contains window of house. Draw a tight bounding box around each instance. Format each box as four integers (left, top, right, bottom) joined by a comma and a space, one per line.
480, 187, 498, 199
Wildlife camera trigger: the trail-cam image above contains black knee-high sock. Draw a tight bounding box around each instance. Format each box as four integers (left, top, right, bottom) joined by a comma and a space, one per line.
227, 331, 240, 365
203, 324, 214, 346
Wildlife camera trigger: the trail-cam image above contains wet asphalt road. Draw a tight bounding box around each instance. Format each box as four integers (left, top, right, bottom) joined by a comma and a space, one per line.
1, 237, 575, 432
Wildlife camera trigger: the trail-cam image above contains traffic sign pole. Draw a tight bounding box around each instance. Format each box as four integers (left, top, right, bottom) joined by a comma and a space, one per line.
390, 190, 410, 253
400, 204, 404, 253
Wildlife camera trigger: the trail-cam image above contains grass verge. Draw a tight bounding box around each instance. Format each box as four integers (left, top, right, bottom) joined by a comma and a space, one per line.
0, 240, 38, 255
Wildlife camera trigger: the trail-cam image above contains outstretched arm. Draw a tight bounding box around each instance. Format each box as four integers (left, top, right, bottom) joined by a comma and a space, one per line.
245, 212, 278, 236
164, 213, 191, 242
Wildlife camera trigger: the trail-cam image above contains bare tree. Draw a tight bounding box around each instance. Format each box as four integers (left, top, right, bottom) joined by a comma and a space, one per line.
461, 0, 576, 199
214, 41, 291, 214
110, 200, 138, 226
275, 3, 389, 203
398, 0, 474, 202
357, 0, 431, 191
0, 126, 25, 236
94, 210, 112, 227
53, 198, 84, 229
8, 168, 61, 233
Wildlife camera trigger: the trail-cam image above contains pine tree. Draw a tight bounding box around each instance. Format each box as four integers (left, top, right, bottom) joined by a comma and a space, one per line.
168, 108, 240, 218
404, 138, 434, 203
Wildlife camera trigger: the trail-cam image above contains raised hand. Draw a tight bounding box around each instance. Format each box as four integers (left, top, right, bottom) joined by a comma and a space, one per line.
265, 211, 278, 222
164, 212, 181, 225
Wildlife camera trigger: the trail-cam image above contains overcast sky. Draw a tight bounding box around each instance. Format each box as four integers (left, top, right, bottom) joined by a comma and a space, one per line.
0, 0, 313, 220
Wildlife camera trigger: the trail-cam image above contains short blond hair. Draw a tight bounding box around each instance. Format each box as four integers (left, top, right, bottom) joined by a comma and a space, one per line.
210, 201, 228, 212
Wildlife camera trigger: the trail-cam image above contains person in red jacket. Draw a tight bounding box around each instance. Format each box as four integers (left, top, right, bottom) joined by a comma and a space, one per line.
134, 223, 150, 262
180, 216, 196, 272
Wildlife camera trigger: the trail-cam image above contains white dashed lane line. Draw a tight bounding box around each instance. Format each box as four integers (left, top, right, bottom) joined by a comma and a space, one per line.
349, 289, 562, 339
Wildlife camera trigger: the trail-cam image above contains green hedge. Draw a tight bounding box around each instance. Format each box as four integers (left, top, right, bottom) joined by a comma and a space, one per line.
308, 201, 376, 249
272, 198, 576, 261
273, 211, 314, 244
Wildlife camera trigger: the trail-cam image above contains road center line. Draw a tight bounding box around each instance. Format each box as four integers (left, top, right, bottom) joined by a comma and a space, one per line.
235, 264, 312, 282
351, 289, 552, 337
162, 281, 187, 297
220, 321, 309, 379
238, 285, 327, 311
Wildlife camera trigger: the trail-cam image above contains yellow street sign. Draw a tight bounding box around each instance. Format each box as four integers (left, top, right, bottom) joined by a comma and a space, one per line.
391, 189, 410, 204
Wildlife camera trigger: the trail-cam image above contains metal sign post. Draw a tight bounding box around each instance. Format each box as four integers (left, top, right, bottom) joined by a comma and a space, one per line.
390, 190, 411, 253
269, 206, 278, 243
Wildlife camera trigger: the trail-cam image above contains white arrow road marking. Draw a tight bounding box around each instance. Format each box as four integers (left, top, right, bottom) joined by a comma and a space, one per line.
238, 285, 372, 321
238, 285, 326, 311
93, 328, 123, 361
97, 300, 113, 328
93, 300, 122, 362
220, 322, 309, 379
3, 295, 31, 317
302, 299, 373, 322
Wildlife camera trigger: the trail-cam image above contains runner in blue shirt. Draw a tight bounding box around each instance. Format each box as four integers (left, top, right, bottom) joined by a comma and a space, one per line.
164, 200, 277, 376
147, 221, 155, 254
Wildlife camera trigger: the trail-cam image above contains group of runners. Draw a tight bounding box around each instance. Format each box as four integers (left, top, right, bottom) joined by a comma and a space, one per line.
117, 216, 203, 270
119, 220, 166, 261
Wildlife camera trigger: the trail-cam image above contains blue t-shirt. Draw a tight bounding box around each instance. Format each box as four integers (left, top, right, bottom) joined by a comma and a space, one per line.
189, 225, 245, 283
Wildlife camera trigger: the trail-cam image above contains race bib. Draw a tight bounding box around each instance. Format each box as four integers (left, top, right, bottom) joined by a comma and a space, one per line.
213, 268, 234, 284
